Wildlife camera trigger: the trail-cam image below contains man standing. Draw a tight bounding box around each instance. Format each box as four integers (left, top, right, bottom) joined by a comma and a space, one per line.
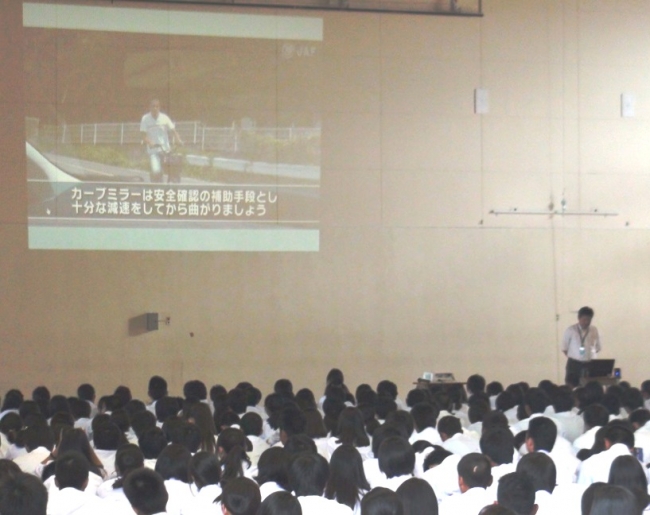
140, 99, 183, 182
561, 306, 602, 387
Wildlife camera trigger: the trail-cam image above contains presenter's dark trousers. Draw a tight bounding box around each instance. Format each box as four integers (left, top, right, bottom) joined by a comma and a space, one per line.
566, 358, 586, 387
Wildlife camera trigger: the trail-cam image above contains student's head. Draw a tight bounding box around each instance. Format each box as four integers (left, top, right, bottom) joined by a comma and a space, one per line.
487, 382, 504, 397
516, 452, 556, 494
525, 417, 557, 453
378, 436, 415, 479
219, 477, 261, 515
422, 446, 453, 471
377, 381, 398, 401
240, 412, 263, 437
139, 427, 168, 459
217, 428, 251, 482
326, 368, 344, 387
325, 444, 370, 508
468, 401, 491, 425
603, 424, 634, 450
284, 434, 318, 457
274, 379, 294, 399
335, 407, 370, 447
437, 416, 462, 441
524, 389, 549, 416
227, 389, 248, 415
131, 410, 157, 440
375, 397, 398, 421
577, 306, 594, 329
1, 390, 24, 412
551, 389, 574, 414
482, 411, 510, 434
361, 487, 403, 515
303, 408, 327, 439
255, 447, 290, 489
583, 404, 610, 430
410, 403, 439, 432
288, 452, 329, 496
183, 380, 207, 402
68, 398, 91, 421
608, 455, 649, 513
496, 472, 537, 515
148, 376, 168, 401
0, 412, 22, 440
405, 389, 428, 408
23, 425, 54, 452
278, 407, 306, 444
257, 491, 302, 515
479, 507, 516, 515
371, 424, 402, 457
480, 428, 515, 466
395, 478, 438, 515
155, 443, 191, 483
496, 391, 516, 413
457, 453, 492, 492
54, 451, 89, 491
295, 388, 317, 411
467, 375, 486, 395
94, 422, 125, 451
189, 451, 221, 490
123, 468, 169, 515
115, 444, 145, 478
582, 483, 642, 515
0, 460, 21, 483
155, 396, 180, 423
76, 384, 95, 403
0, 472, 48, 515
629, 409, 650, 431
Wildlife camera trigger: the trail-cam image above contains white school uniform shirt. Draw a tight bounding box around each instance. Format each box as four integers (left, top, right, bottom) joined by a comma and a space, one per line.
441, 432, 480, 456
438, 487, 493, 515
541, 448, 580, 485
46, 487, 108, 515
549, 483, 588, 515
246, 435, 270, 466
13, 446, 51, 474
503, 407, 520, 426
4, 443, 26, 460
297, 495, 353, 515
363, 458, 386, 489
511, 413, 563, 437
74, 418, 93, 439
180, 484, 222, 515
577, 443, 631, 485
373, 474, 412, 492
409, 427, 442, 446
572, 426, 601, 454
550, 411, 585, 443
259, 481, 286, 501
313, 437, 330, 460
414, 448, 434, 478
93, 449, 116, 479
421, 454, 462, 503
535, 490, 554, 515
164, 479, 195, 515
43, 472, 104, 496
486, 462, 516, 501
635, 421, 650, 466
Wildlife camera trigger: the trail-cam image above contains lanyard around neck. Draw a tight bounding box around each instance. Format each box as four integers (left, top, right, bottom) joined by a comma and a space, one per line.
578, 325, 590, 347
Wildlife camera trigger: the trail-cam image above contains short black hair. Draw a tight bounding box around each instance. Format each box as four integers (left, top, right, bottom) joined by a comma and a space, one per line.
155, 443, 191, 482
524, 388, 549, 415
219, 477, 261, 515
284, 434, 317, 457
124, 468, 169, 515
94, 422, 124, 451
139, 427, 168, 459
378, 437, 415, 478
131, 410, 157, 440
288, 452, 329, 496
578, 306, 594, 318
603, 424, 635, 449
240, 412, 263, 437
583, 404, 610, 429
437, 416, 462, 438
422, 446, 452, 470
487, 382, 504, 397
0, 472, 48, 515
467, 375, 486, 395
377, 381, 398, 400
279, 407, 306, 437
457, 453, 492, 489
516, 452, 556, 494
629, 409, 650, 429
257, 491, 302, 515
526, 417, 557, 453
55, 451, 89, 490
480, 428, 514, 465
77, 384, 95, 402
155, 397, 180, 423
148, 376, 168, 401
497, 472, 536, 515
361, 487, 404, 515
410, 403, 439, 432
183, 380, 207, 402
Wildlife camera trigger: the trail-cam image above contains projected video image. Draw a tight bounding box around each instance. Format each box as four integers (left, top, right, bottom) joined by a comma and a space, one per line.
24, 2, 322, 251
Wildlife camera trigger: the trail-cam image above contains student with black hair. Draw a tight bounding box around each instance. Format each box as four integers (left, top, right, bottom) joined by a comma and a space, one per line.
182, 452, 223, 515
573, 404, 610, 454
375, 436, 415, 491
328, 408, 371, 459
515, 453, 555, 515
526, 417, 579, 485
68, 398, 92, 439
47, 451, 105, 515
511, 389, 551, 435
409, 403, 442, 446
607, 455, 650, 513
438, 416, 480, 456
123, 468, 169, 515
496, 390, 519, 426
13, 425, 54, 474
325, 444, 370, 512
0, 389, 24, 421
467, 375, 487, 396
629, 409, 650, 467
283, 435, 318, 457
217, 428, 252, 482
155, 397, 181, 426
218, 477, 261, 515
480, 428, 516, 498
257, 491, 302, 515
578, 423, 635, 485
302, 408, 329, 457
262, 394, 284, 445
278, 407, 307, 445
274, 379, 294, 401
467, 399, 491, 435
438, 453, 493, 515
288, 452, 352, 515
186, 403, 217, 454
155, 443, 193, 515
496, 472, 538, 515
363, 424, 402, 489
487, 382, 504, 409
131, 411, 157, 442
96, 443, 144, 506
93, 422, 125, 479
582, 483, 642, 515
548, 387, 584, 444
396, 477, 438, 515
240, 412, 269, 466
254, 447, 290, 501
0, 412, 23, 459
0, 472, 48, 515
360, 487, 403, 515
139, 427, 168, 468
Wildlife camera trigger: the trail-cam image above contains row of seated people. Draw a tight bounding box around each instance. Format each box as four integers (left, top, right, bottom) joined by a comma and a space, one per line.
0, 369, 647, 515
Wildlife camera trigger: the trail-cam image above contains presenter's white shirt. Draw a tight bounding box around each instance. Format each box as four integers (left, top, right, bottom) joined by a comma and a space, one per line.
561, 323, 601, 361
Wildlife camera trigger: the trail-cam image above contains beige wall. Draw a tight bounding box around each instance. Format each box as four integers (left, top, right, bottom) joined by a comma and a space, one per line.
2, 0, 650, 400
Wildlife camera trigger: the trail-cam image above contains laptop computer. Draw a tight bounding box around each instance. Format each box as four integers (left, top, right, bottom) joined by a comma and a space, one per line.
585, 359, 615, 378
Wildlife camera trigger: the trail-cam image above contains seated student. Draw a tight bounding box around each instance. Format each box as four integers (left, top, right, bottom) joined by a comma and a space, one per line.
480, 428, 516, 500
243, 387, 265, 419
155, 398, 181, 428
364, 425, 403, 488
409, 403, 442, 446
46, 451, 106, 515
227, 389, 249, 417
438, 416, 480, 456
421, 446, 461, 502
607, 455, 650, 514
217, 428, 253, 481
516, 453, 556, 515
548, 388, 584, 444
375, 437, 415, 491
261, 394, 283, 445
155, 444, 194, 515
186, 403, 216, 454
360, 487, 403, 515
97, 444, 144, 507
327, 408, 371, 460
93, 423, 125, 479
0, 412, 24, 459
438, 453, 493, 515
217, 477, 261, 515
0, 471, 48, 515
278, 407, 307, 446
254, 447, 290, 501
629, 409, 650, 467
487, 382, 505, 411
131, 411, 157, 444
147, 376, 168, 415
13, 425, 54, 475
496, 472, 538, 515
325, 445, 371, 513
578, 424, 635, 485
123, 468, 169, 515
138, 427, 168, 469
573, 404, 609, 454
525, 417, 579, 485
181, 452, 222, 515
257, 491, 302, 515
284, 435, 318, 457
0, 390, 24, 423
240, 412, 269, 466
77, 384, 97, 419
183, 380, 209, 409
511, 389, 553, 436
302, 408, 329, 459
467, 398, 491, 436
581, 483, 642, 515
496, 391, 519, 427
68, 399, 93, 439
288, 452, 353, 515
396, 477, 438, 515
